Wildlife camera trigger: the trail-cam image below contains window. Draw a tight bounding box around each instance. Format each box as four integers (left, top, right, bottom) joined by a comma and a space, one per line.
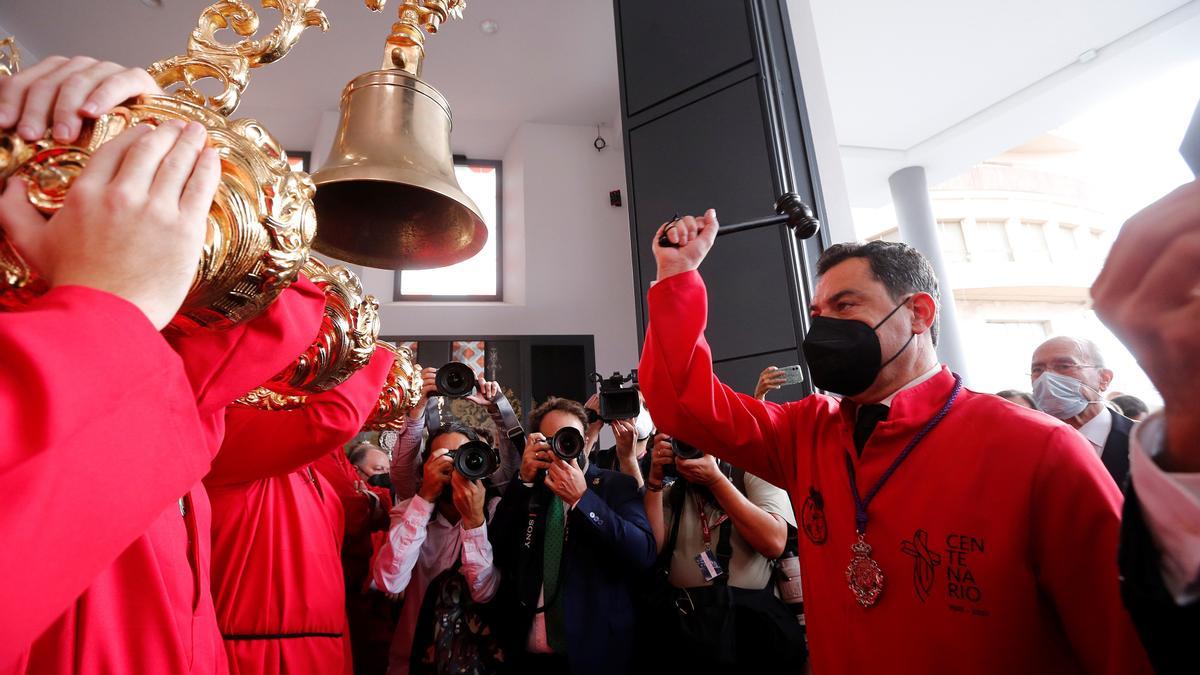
937, 220, 968, 263
395, 158, 502, 301
1016, 221, 1051, 263
973, 219, 1014, 262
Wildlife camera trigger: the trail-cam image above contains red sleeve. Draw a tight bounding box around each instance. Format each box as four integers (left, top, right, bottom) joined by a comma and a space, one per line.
313, 448, 371, 539
1030, 425, 1153, 674
206, 346, 395, 485
168, 276, 327, 420
0, 286, 208, 662
638, 270, 802, 484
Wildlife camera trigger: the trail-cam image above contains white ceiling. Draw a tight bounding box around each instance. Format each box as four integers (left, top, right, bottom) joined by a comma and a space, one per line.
810, 0, 1200, 205
4, 0, 1198, 207
0, 0, 621, 159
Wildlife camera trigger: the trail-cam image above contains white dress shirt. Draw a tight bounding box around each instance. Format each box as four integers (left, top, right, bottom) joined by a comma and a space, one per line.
372, 495, 501, 675
1129, 412, 1200, 604
1078, 406, 1114, 458
879, 363, 942, 407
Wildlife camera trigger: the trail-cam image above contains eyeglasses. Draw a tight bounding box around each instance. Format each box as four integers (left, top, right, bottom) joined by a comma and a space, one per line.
1029, 361, 1098, 377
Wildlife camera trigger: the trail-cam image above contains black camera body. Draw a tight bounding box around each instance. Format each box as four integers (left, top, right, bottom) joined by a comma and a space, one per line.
547, 427, 586, 461
436, 362, 477, 398
671, 438, 703, 460
451, 440, 501, 481
590, 370, 640, 422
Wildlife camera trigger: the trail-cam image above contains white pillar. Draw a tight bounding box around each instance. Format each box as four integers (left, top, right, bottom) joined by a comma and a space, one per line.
888, 166, 971, 380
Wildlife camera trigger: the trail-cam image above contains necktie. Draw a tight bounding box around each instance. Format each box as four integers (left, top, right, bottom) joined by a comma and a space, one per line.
542, 494, 568, 652
854, 403, 890, 455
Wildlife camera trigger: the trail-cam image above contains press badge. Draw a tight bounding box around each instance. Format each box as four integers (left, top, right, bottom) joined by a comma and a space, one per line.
694, 550, 726, 582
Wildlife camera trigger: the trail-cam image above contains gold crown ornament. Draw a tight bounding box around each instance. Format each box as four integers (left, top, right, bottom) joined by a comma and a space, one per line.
0, 1, 328, 334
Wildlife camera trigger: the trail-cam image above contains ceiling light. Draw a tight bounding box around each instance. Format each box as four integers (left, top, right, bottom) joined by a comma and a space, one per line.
140, 0, 164, 7
480, 19, 499, 36
1077, 49, 1098, 64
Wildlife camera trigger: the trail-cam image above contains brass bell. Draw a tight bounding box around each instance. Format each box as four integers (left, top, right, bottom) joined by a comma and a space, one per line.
311, 0, 486, 271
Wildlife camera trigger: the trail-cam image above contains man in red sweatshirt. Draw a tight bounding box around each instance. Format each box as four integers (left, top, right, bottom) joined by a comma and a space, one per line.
206, 345, 395, 674
638, 210, 1152, 675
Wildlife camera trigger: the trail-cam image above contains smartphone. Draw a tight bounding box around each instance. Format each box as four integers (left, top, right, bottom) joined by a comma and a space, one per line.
780, 365, 804, 386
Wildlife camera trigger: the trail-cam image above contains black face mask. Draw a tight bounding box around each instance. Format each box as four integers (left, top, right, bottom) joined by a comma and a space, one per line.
801, 298, 915, 397
367, 473, 393, 489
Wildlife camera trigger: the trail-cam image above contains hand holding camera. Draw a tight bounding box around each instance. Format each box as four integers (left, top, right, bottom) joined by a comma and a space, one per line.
545, 456, 586, 506
465, 378, 501, 406
676, 452, 723, 487
418, 448, 454, 503
647, 434, 675, 487
611, 418, 637, 458
411, 366, 439, 418
652, 208, 719, 282
520, 433, 555, 483
451, 471, 486, 530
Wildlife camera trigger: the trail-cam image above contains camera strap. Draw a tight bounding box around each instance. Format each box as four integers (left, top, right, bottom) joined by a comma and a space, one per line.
493, 393, 527, 451
423, 397, 443, 437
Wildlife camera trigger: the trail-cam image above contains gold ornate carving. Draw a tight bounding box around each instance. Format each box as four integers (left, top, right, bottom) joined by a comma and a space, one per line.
234, 386, 307, 411
148, 0, 329, 117
0, 37, 20, 77
260, 258, 381, 397
0, 2, 327, 333
373, 0, 466, 75
363, 341, 424, 430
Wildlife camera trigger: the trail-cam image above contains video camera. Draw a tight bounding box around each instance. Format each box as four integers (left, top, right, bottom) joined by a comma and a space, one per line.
588, 370, 641, 423
450, 440, 501, 481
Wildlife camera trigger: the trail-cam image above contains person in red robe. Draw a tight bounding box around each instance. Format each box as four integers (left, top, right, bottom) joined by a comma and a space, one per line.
0, 57, 326, 673
637, 211, 1153, 675
205, 346, 395, 674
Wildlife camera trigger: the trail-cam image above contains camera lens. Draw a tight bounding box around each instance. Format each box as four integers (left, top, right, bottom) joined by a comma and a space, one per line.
550, 427, 585, 460
671, 438, 703, 460
435, 362, 476, 398
452, 440, 498, 481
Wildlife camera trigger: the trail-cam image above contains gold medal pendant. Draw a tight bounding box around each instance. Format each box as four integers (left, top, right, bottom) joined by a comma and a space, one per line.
846, 534, 884, 608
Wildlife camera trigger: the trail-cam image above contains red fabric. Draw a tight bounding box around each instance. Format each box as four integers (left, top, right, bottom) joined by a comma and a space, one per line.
206, 347, 393, 675
2, 280, 325, 674
639, 271, 1152, 675
314, 448, 375, 563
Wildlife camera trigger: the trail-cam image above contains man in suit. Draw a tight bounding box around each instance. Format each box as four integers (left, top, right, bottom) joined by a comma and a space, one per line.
1092, 177, 1200, 675
490, 397, 657, 675
1030, 336, 1134, 485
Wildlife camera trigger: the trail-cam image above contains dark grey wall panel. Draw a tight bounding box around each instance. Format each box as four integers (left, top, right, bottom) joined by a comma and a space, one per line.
617, 0, 755, 115
616, 0, 826, 399
713, 348, 808, 405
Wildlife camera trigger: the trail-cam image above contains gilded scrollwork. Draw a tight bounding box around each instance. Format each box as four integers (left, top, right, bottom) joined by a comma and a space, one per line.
363, 342, 425, 430
148, 0, 328, 117
0, 2, 326, 332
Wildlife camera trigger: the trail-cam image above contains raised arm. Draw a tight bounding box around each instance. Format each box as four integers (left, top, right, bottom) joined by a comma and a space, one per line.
206, 346, 395, 485
639, 211, 811, 488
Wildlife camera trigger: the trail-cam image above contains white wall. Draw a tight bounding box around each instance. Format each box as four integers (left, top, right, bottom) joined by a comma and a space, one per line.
350, 121, 641, 380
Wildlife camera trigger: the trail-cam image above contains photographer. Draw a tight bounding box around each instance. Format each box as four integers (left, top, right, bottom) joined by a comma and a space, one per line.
391, 367, 519, 499
371, 422, 504, 675
586, 391, 655, 488
490, 397, 656, 675
641, 435, 805, 672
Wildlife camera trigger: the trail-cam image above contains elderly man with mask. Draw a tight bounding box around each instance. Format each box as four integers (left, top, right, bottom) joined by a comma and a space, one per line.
1030, 336, 1134, 486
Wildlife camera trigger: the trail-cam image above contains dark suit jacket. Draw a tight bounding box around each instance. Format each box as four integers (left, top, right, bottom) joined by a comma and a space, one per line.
1120, 484, 1200, 675
490, 462, 656, 675
1101, 412, 1134, 487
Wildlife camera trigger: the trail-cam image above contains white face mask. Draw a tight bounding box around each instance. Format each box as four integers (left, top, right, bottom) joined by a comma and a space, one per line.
634, 404, 655, 441
1032, 372, 1103, 420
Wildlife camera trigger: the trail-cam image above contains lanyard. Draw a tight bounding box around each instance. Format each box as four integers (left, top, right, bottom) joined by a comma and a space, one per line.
844, 373, 962, 535
693, 492, 729, 549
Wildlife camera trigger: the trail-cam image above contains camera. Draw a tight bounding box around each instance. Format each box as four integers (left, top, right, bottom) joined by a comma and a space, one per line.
451, 440, 501, 481
436, 362, 477, 398
546, 427, 586, 461
589, 370, 641, 422
671, 438, 703, 460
